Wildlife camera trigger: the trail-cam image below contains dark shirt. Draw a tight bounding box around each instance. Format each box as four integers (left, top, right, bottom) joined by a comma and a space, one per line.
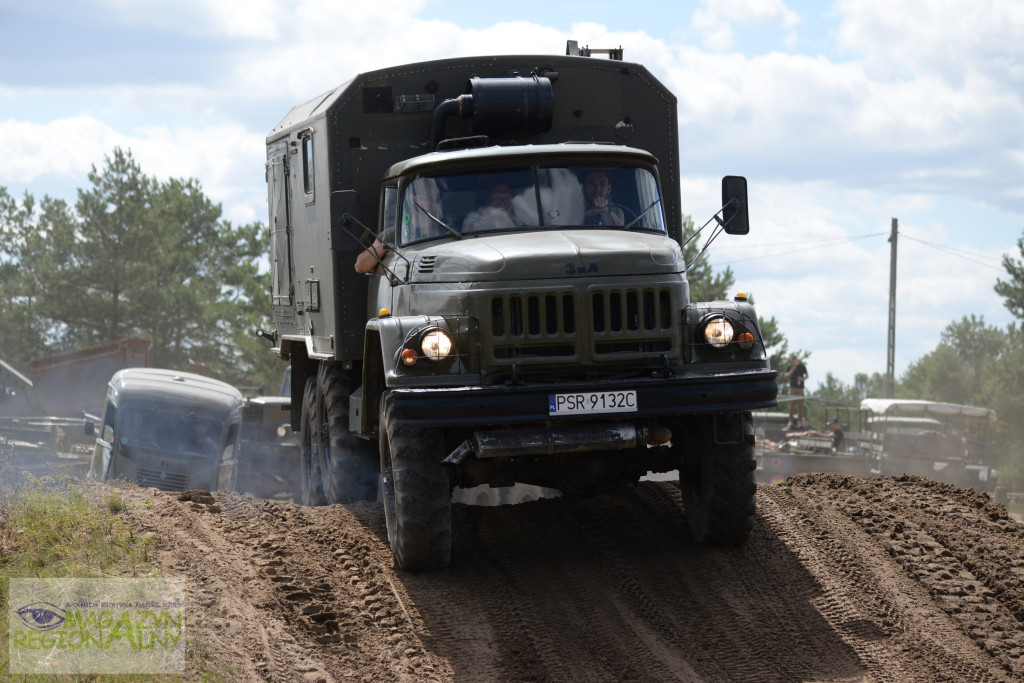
788, 363, 807, 389
832, 429, 844, 451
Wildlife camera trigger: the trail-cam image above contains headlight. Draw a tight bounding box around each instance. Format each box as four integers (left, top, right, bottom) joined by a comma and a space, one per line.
703, 316, 734, 348
420, 329, 453, 361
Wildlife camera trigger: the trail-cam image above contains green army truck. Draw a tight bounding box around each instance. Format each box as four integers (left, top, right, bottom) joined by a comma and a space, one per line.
263, 44, 778, 570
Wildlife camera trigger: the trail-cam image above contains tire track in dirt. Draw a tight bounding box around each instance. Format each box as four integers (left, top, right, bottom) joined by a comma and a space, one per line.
760, 474, 1021, 681
108, 473, 1024, 682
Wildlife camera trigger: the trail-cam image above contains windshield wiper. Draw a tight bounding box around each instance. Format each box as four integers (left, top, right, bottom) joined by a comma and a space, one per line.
623, 197, 662, 230
414, 200, 461, 239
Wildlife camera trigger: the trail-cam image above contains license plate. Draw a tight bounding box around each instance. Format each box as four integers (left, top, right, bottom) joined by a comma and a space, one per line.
548, 390, 637, 416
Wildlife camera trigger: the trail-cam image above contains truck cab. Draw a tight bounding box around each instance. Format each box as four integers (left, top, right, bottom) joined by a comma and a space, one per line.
87, 368, 243, 492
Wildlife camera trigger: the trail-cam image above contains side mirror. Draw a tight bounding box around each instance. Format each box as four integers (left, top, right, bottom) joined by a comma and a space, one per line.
329, 190, 362, 251
84, 421, 96, 437
721, 176, 749, 235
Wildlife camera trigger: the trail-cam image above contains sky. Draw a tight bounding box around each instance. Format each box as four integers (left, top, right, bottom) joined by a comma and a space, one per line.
1, 0, 1022, 392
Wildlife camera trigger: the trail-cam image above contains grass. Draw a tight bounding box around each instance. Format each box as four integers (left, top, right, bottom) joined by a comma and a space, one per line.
0, 440, 232, 681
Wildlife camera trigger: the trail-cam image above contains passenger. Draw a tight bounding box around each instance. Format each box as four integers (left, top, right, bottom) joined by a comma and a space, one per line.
120, 410, 148, 446
462, 183, 518, 232
356, 179, 442, 273
582, 170, 624, 226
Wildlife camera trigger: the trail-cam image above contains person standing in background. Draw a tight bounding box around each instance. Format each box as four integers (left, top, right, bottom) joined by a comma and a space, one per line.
785, 354, 808, 428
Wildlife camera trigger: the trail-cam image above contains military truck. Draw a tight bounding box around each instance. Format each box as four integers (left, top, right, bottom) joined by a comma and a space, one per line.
86, 368, 244, 492
263, 44, 778, 570
861, 398, 998, 493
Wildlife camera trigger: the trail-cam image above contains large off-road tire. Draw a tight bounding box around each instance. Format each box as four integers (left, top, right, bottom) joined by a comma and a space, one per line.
380, 393, 452, 571
300, 376, 328, 506
679, 411, 757, 546
315, 364, 379, 503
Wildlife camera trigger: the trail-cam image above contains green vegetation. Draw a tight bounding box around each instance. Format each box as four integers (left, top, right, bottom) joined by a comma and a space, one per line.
0, 445, 153, 679
0, 443, 231, 680
0, 147, 284, 394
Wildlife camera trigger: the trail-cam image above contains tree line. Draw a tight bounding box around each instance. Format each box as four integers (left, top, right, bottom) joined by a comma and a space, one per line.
0, 148, 284, 393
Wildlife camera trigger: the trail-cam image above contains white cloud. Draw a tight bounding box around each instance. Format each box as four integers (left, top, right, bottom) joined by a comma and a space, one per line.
0, 113, 263, 224
692, 0, 800, 49
0, 116, 126, 183
835, 0, 1024, 84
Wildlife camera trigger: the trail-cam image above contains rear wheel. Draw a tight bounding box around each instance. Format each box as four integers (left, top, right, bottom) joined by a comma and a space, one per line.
679, 411, 757, 546
300, 376, 327, 506
315, 364, 378, 503
380, 393, 452, 571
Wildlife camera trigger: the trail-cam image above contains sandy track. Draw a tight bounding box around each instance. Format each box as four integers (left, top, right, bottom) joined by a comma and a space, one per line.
111, 473, 1024, 682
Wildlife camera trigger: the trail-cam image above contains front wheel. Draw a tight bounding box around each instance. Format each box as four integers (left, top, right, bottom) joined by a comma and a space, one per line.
380, 393, 452, 571
678, 411, 757, 546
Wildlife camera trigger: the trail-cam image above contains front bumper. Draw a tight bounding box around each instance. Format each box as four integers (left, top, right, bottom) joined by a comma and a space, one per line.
387, 368, 778, 428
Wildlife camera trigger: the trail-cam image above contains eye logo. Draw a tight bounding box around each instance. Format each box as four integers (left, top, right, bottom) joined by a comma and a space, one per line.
15, 602, 67, 631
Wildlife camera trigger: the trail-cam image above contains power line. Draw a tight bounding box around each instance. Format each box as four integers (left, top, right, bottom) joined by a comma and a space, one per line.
708, 230, 1011, 271
710, 232, 887, 265
900, 234, 1006, 271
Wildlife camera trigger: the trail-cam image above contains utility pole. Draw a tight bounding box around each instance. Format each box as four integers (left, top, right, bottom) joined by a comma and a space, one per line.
886, 218, 898, 398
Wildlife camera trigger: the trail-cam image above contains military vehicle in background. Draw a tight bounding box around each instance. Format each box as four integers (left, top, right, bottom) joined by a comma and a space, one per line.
755, 404, 879, 484
262, 43, 777, 570
755, 398, 999, 497
236, 367, 301, 499
862, 398, 998, 494
86, 368, 243, 492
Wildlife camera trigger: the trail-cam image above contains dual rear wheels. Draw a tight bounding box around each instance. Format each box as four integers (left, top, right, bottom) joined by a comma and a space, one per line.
299, 364, 379, 506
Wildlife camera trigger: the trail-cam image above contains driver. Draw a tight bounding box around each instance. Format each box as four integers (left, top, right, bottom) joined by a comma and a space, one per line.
582, 170, 624, 226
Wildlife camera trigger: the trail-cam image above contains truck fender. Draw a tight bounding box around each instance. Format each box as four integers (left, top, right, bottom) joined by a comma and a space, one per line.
359, 315, 449, 435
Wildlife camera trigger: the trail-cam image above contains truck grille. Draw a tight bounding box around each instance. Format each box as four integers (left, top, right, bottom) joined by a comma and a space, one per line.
489, 287, 676, 361
136, 468, 190, 491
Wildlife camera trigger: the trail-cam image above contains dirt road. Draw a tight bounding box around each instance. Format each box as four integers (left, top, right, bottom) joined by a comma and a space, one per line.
113, 473, 1024, 682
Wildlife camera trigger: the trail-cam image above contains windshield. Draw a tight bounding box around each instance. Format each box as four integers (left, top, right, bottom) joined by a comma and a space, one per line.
118, 407, 224, 458
398, 164, 666, 244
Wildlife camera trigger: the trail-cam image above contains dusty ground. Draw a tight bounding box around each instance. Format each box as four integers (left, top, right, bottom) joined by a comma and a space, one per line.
104, 473, 1024, 682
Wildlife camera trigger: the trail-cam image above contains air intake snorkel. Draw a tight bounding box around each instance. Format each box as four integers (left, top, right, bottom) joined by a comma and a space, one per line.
430, 75, 554, 149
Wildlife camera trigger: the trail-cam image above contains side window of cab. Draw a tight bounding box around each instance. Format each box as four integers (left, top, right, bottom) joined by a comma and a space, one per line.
101, 404, 116, 443
381, 186, 398, 244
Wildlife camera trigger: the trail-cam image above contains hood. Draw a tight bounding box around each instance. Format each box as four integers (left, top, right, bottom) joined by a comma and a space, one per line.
403, 230, 684, 283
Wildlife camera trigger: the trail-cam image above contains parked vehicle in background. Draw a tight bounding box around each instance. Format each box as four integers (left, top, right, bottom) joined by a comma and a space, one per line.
756, 398, 999, 497
755, 404, 879, 483
86, 368, 243, 492
236, 368, 300, 499
862, 398, 998, 494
